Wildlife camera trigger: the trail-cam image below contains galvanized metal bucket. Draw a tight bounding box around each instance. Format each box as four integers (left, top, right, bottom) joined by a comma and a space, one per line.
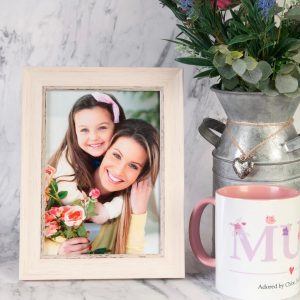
199, 86, 300, 191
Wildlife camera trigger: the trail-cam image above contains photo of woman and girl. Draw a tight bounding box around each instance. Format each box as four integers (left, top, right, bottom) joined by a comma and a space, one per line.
43, 92, 160, 255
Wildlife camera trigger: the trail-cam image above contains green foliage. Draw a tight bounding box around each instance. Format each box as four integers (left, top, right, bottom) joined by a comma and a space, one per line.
160, 0, 300, 96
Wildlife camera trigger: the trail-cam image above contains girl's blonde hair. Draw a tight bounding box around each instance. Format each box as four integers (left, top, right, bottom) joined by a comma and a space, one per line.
48, 93, 126, 194
108, 119, 160, 254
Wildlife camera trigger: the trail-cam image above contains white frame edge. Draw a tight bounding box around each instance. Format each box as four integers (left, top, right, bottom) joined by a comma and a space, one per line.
19, 67, 184, 280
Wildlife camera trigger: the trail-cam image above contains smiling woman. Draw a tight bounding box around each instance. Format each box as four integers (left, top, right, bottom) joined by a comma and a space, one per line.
96, 136, 148, 194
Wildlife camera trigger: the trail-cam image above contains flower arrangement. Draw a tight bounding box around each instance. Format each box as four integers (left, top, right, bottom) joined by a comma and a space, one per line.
44, 166, 98, 242
160, 0, 300, 96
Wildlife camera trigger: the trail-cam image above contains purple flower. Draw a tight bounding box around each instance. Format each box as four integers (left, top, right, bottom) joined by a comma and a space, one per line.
282, 226, 289, 236
257, 0, 276, 17
178, 0, 194, 12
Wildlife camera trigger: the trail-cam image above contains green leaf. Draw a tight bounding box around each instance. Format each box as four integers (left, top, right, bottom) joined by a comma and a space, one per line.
284, 88, 300, 98
46, 197, 61, 210
86, 201, 96, 218
257, 61, 273, 81
77, 225, 87, 237
217, 45, 229, 54
291, 52, 300, 64
175, 57, 213, 67
52, 180, 58, 193
222, 76, 239, 90
228, 34, 257, 46
241, 67, 263, 84
90, 248, 107, 254
232, 59, 247, 76
225, 54, 233, 65
286, 7, 300, 21
230, 51, 243, 59
218, 65, 236, 80
262, 88, 279, 96
275, 75, 298, 93
64, 228, 76, 239
72, 199, 82, 206
58, 191, 68, 200
279, 63, 296, 75
213, 53, 226, 67
258, 78, 270, 90
244, 57, 258, 71
288, 40, 300, 52
194, 69, 214, 78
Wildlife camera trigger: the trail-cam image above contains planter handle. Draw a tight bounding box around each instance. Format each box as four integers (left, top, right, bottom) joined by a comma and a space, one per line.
284, 135, 300, 153
198, 118, 225, 148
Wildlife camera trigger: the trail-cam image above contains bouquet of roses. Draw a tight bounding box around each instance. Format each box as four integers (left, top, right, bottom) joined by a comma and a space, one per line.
44, 165, 99, 242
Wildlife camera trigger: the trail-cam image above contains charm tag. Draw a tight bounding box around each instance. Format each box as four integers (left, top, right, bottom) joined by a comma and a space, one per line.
233, 156, 254, 179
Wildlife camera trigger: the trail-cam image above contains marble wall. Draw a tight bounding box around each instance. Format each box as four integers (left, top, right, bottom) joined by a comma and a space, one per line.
0, 0, 228, 275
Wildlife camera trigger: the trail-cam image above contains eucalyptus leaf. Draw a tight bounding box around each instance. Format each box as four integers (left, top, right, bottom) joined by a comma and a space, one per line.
232, 59, 247, 76
213, 53, 226, 67
262, 88, 279, 97
279, 63, 296, 75
225, 54, 233, 65
217, 45, 229, 54
258, 78, 270, 90
291, 52, 300, 64
218, 65, 236, 80
286, 7, 300, 21
241, 68, 262, 84
284, 88, 300, 98
244, 57, 258, 71
230, 51, 243, 59
257, 61, 273, 80
275, 75, 298, 93
222, 76, 239, 90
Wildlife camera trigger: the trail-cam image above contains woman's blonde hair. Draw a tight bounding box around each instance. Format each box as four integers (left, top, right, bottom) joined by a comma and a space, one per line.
108, 119, 160, 253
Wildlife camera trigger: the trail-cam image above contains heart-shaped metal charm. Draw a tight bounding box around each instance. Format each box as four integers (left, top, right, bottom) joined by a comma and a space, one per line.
232, 156, 254, 179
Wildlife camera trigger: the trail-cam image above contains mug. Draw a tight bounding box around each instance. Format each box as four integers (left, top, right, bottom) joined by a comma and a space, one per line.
189, 185, 300, 300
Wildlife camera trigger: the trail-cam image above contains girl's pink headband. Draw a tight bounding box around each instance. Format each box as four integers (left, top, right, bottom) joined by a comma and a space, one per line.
91, 92, 120, 123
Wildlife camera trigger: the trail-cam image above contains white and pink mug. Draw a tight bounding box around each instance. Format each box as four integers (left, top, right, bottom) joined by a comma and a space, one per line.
189, 185, 300, 300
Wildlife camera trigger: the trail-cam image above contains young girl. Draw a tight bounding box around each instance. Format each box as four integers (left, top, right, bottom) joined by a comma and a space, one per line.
48, 92, 126, 224
48, 119, 160, 255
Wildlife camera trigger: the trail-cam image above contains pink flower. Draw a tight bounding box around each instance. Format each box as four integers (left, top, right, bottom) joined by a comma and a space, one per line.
44, 221, 60, 237
63, 205, 86, 227
211, 0, 232, 9
266, 216, 276, 224
45, 165, 56, 179
89, 188, 101, 199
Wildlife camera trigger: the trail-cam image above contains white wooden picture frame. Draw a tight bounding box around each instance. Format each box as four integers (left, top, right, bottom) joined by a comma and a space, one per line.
19, 67, 184, 280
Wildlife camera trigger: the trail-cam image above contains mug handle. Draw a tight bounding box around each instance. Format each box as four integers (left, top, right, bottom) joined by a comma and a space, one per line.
189, 197, 215, 268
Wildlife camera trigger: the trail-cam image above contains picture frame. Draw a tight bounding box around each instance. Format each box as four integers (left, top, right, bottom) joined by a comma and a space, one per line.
19, 67, 184, 280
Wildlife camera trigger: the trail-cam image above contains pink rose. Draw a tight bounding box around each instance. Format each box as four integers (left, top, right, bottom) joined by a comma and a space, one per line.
89, 188, 101, 199
63, 205, 86, 227
45, 221, 60, 237
48, 206, 63, 217
45, 211, 56, 224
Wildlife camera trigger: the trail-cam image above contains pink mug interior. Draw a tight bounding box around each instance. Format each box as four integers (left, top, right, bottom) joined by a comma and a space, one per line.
217, 185, 299, 200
